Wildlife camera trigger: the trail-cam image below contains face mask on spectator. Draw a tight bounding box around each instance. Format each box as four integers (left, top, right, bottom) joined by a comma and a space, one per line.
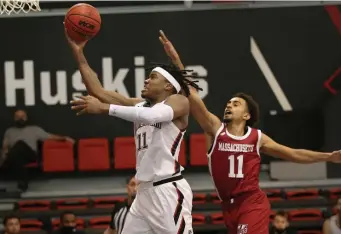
273, 227, 287, 234
60, 226, 76, 234
15, 119, 27, 128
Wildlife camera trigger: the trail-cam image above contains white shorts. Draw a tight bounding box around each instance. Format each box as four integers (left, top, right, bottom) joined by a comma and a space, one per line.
121, 177, 193, 234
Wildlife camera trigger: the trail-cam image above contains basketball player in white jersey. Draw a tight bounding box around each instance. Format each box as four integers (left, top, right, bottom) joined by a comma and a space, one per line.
323, 197, 341, 234
65, 28, 201, 234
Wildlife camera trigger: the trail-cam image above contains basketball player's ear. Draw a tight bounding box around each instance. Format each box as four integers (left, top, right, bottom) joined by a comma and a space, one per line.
243, 112, 251, 121
164, 82, 173, 92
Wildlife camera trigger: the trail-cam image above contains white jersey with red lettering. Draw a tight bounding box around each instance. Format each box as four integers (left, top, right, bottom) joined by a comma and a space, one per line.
122, 100, 193, 234
133, 101, 185, 182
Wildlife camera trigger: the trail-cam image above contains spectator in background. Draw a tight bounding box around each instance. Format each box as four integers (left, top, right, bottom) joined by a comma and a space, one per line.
52, 211, 84, 234
323, 197, 341, 234
0, 109, 74, 191
105, 176, 137, 234
2, 214, 20, 234
270, 211, 296, 234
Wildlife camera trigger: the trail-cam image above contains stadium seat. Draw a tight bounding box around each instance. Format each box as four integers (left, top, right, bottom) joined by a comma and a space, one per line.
192, 214, 206, 225
52, 218, 85, 230
20, 219, 43, 231
114, 137, 136, 169
210, 213, 224, 224
209, 193, 221, 203
298, 231, 322, 234
264, 189, 283, 201
289, 209, 322, 221
328, 188, 341, 199
193, 193, 207, 204
89, 217, 111, 229
286, 189, 319, 200
17, 200, 50, 211
178, 141, 186, 166
42, 140, 74, 172
78, 138, 110, 171
56, 198, 89, 210
190, 134, 207, 166
92, 196, 125, 209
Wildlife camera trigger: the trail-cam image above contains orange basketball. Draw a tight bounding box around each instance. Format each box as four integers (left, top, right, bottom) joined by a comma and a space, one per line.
64, 3, 101, 42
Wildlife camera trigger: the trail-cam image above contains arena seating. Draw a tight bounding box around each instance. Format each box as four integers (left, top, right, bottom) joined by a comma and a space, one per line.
42, 140, 74, 172
37, 136, 201, 172
189, 134, 207, 166
3, 138, 339, 234
3, 187, 338, 234
20, 219, 43, 231
114, 137, 136, 169
78, 138, 110, 171
92, 197, 125, 209
55, 198, 89, 210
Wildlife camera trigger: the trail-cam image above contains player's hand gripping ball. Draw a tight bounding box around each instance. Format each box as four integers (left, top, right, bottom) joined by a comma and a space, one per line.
64, 3, 101, 42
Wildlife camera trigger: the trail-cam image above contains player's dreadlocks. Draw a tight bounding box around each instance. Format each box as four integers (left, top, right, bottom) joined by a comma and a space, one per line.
146, 62, 203, 97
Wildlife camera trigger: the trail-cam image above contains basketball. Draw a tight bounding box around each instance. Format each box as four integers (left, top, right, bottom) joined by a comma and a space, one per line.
64, 3, 101, 42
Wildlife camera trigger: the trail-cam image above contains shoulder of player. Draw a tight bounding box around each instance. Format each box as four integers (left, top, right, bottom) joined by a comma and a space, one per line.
111, 200, 129, 215
165, 94, 189, 105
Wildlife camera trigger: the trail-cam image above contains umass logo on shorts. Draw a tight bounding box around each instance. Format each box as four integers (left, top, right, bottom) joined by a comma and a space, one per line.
237, 224, 248, 234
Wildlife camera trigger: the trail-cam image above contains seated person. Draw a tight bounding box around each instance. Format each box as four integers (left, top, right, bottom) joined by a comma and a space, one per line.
1, 109, 74, 191
323, 197, 341, 234
2, 214, 20, 234
270, 211, 297, 234
52, 211, 85, 234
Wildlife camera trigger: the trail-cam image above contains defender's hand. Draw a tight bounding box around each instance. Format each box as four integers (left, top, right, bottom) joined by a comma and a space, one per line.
159, 30, 180, 62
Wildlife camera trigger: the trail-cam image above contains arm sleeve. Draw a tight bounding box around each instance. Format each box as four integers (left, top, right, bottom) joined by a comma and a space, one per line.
34, 127, 51, 141
108, 103, 174, 125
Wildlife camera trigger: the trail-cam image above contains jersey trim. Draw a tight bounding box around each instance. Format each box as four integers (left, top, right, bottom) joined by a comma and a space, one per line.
171, 131, 183, 156
172, 182, 184, 225
256, 129, 262, 156
225, 126, 251, 140
171, 130, 184, 175
207, 123, 224, 157
173, 161, 181, 176
177, 217, 186, 234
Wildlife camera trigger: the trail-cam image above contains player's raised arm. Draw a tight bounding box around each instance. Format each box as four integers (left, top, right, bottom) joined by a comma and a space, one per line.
70, 94, 186, 125
159, 30, 221, 138
260, 133, 341, 163
64, 28, 143, 106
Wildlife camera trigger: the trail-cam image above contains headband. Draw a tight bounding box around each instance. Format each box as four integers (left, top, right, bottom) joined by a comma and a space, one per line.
152, 67, 181, 93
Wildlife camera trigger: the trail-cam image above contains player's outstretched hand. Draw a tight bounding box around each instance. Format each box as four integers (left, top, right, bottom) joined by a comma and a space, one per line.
70, 95, 106, 116
330, 150, 341, 163
159, 30, 180, 62
64, 25, 87, 51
